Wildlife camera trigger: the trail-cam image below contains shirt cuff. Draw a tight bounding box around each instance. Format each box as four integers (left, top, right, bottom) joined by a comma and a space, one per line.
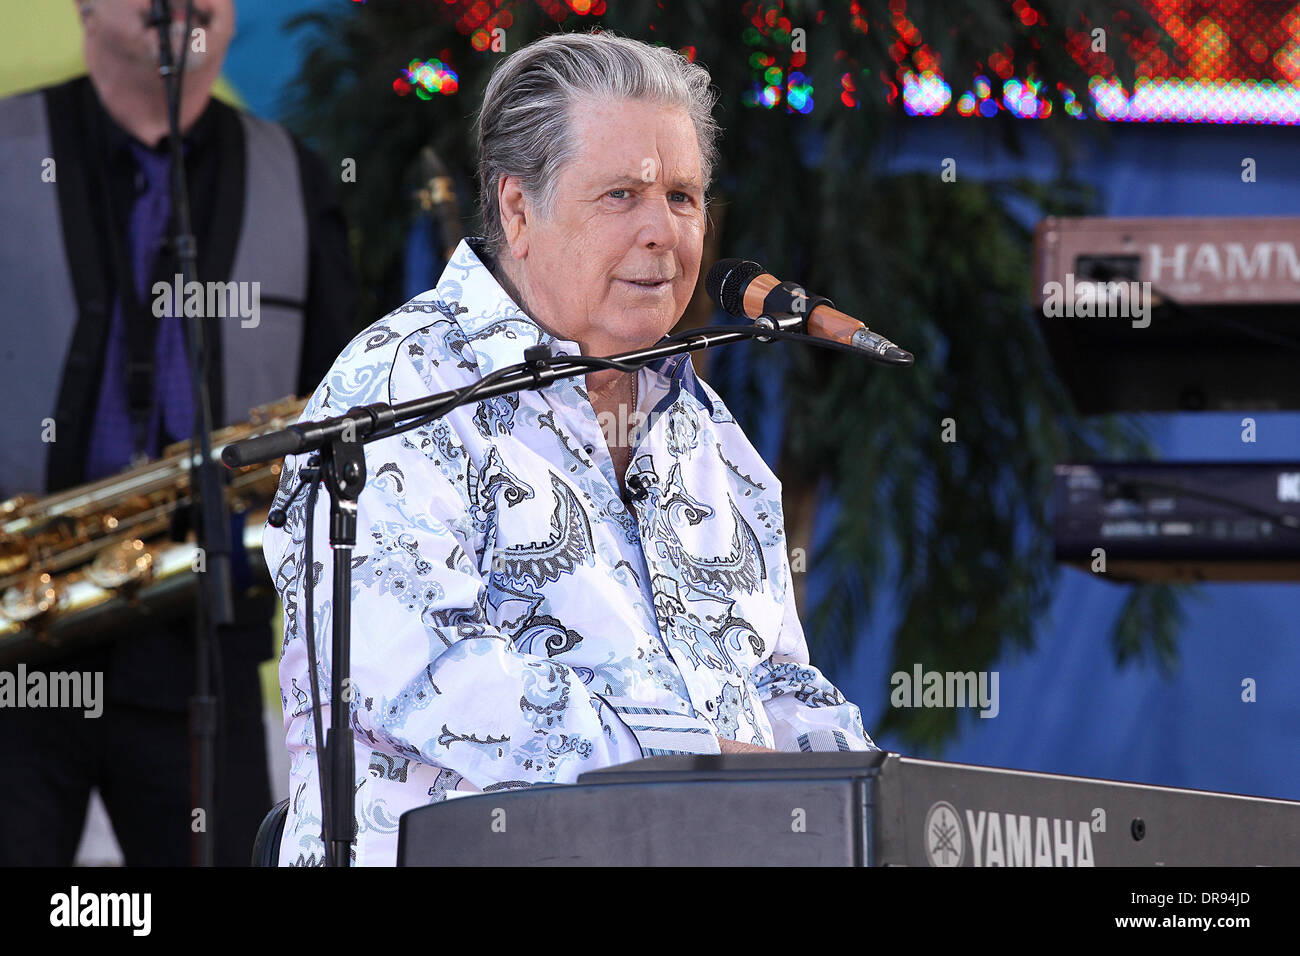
768, 713, 879, 753
594, 694, 722, 756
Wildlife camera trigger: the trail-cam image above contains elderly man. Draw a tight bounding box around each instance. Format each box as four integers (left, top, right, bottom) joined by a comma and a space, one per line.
264, 30, 876, 867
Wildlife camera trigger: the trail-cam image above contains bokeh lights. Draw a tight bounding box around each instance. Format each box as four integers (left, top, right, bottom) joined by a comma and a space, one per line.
741, 2, 815, 113
903, 0, 1300, 125
395, 58, 459, 98
902, 71, 951, 116
389, 0, 1300, 126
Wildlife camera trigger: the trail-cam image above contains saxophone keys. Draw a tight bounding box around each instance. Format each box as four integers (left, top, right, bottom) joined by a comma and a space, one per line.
0, 572, 61, 625
84, 538, 155, 593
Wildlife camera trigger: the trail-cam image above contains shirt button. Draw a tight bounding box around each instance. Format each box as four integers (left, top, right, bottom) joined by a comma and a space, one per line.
705, 700, 715, 713
583, 444, 594, 454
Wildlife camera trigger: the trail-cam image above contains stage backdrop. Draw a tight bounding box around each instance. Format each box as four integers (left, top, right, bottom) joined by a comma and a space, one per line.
7, 0, 1294, 806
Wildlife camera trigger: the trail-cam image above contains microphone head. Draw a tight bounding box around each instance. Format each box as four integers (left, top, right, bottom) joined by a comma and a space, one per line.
706, 258, 764, 318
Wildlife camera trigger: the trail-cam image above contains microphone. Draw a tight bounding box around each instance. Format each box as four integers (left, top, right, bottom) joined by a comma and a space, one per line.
705, 258, 914, 366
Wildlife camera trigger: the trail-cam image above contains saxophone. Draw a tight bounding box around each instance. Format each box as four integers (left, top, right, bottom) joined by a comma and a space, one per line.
0, 396, 306, 666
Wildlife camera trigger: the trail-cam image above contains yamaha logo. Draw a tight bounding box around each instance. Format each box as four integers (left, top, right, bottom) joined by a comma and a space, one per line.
922, 802, 1100, 866
925, 801, 964, 866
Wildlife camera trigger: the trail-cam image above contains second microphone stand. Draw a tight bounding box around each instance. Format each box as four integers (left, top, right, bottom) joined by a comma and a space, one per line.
151, 0, 231, 868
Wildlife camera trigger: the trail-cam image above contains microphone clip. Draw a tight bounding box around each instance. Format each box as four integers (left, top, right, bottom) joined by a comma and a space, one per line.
752, 315, 777, 343
753, 311, 808, 343
625, 471, 658, 502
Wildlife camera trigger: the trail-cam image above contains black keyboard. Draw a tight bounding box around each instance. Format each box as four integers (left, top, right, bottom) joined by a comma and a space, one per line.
397, 751, 1300, 866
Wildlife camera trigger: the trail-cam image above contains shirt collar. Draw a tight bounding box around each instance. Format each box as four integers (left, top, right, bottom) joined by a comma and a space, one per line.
437, 237, 716, 415
96, 84, 218, 163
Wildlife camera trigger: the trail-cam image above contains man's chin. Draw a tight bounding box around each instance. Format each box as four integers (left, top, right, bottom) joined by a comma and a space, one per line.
608, 318, 683, 353
147, 22, 217, 71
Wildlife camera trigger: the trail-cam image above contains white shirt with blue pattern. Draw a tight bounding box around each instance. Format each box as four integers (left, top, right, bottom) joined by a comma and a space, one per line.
263, 238, 877, 866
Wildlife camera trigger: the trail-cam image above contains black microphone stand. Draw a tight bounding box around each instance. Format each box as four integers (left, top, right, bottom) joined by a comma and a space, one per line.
150, 0, 232, 868
223, 315, 833, 867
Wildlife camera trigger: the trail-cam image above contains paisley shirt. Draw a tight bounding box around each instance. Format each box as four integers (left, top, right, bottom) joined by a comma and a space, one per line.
264, 237, 877, 866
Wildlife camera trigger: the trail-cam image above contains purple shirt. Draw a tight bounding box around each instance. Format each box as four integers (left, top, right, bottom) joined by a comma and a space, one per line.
84, 139, 195, 481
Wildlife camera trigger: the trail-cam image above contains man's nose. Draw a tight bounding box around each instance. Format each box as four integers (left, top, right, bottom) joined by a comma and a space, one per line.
639, 194, 680, 251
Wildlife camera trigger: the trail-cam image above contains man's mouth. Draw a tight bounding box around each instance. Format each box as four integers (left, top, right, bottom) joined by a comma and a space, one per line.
619, 277, 672, 289
141, 4, 214, 29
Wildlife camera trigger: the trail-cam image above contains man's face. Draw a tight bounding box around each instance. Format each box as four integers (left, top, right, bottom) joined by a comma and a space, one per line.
507, 97, 706, 353
79, 0, 234, 76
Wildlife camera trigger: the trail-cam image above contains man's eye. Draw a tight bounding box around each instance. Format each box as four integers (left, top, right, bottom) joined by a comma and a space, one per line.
669, 191, 692, 203
607, 189, 629, 199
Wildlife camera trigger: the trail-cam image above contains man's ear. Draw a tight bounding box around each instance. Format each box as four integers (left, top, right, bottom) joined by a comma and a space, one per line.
498, 174, 530, 260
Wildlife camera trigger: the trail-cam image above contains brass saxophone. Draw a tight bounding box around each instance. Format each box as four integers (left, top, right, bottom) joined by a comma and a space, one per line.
0, 396, 306, 666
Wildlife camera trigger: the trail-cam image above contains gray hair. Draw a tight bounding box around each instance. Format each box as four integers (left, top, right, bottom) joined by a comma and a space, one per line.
475, 30, 720, 258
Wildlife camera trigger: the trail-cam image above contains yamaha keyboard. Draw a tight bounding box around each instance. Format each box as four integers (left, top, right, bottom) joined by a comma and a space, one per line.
1032, 216, 1300, 413
397, 751, 1300, 866
1054, 460, 1300, 581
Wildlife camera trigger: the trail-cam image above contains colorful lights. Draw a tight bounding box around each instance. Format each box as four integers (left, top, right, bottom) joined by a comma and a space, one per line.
396, 58, 459, 98
446, 0, 597, 40
901, 71, 950, 116
741, 71, 814, 113
916, 70, 1300, 125
1002, 76, 1052, 119
1090, 76, 1300, 124
741, 2, 814, 113
889, 0, 1300, 125
840, 72, 859, 109
951, 74, 1000, 117
395, 0, 1300, 126
787, 72, 815, 113
1012, 0, 1038, 28
1058, 82, 1085, 118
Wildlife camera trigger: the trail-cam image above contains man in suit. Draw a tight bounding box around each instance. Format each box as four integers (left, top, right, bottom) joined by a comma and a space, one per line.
0, 0, 358, 865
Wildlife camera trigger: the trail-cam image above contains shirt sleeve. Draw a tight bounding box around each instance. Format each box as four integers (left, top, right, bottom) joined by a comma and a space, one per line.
751, 549, 879, 753
276, 408, 644, 793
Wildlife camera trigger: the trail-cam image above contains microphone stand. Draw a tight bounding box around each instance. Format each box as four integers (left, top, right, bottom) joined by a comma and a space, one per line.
151, 0, 233, 868
222, 315, 825, 867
